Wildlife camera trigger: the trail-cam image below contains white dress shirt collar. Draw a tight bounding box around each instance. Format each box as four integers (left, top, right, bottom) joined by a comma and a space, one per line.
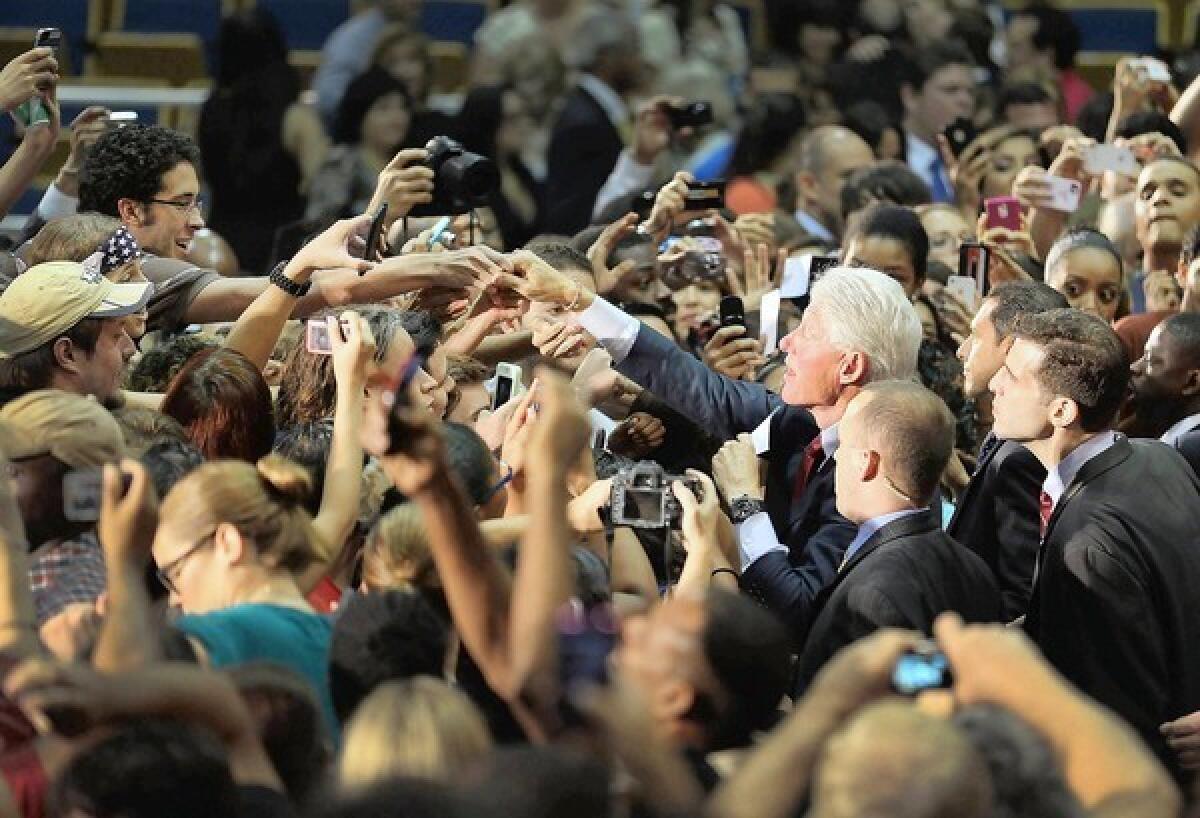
1161, 413, 1200, 446
1042, 430, 1119, 509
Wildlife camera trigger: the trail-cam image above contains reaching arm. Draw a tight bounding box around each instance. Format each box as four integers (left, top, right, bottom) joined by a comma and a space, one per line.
1172, 71, 1200, 163
0, 451, 41, 659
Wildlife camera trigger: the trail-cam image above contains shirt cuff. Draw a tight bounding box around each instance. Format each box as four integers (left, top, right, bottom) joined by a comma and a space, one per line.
574, 296, 640, 364
36, 183, 79, 221
736, 511, 787, 571
592, 149, 656, 221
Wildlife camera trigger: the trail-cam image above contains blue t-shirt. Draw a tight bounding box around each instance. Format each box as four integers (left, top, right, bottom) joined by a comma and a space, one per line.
176, 603, 337, 736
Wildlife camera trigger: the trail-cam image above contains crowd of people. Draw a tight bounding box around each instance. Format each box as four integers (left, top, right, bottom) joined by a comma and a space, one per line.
1, 0, 1200, 816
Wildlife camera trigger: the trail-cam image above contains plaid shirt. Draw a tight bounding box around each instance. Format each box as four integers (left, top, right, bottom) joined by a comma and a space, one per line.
29, 532, 106, 624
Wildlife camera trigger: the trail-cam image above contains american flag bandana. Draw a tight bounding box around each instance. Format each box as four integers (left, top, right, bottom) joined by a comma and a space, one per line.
81, 226, 143, 278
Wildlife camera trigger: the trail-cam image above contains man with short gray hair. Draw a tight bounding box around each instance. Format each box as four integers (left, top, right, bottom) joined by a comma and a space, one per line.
504, 256, 924, 641
543, 7, 644, 235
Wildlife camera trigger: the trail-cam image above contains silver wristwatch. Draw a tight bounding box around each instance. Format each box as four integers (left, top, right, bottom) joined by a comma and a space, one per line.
729, 495, 766, 524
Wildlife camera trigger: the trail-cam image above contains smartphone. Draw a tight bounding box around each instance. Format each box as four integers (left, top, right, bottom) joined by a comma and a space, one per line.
1083, 143, 1139, 177
942, 116, 978, 158
361, 203, 388, 265
946, 275, 979, 310
684, 180, 726, 211
14, 28, 62, 128
109, 111, 139, 126
305, 318, 351, 355
958, 241, 990, 298
1043, 176, 1083, 213
719, 294, 745, 330
984, 196, 1021, 231
62, 468, 132, 523
666, 100, 714, 129
492, 362, 525, 410
426, 215, 452, 248
1139, 57, 1172, 84
891, 640, 953, 695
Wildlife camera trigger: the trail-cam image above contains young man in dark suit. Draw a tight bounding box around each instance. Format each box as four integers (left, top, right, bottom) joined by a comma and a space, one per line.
951, 281, 1067, 620
502, 253, 923, 641
542, 8, 643, 235
990, 307, 1200, 784
792, 380, 1000, 694
1131, 312, 1200, 476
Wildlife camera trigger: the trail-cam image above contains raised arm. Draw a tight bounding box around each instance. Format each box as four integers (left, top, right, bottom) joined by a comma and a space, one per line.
93, 461, 160, 672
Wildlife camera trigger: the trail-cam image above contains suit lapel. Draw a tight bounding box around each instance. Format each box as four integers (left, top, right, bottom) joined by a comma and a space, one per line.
1043, 436, 1131, 539
813, 511, 940, 610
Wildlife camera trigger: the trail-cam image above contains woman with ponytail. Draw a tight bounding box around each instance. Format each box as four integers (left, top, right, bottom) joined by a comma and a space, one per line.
152, 452, 339, 733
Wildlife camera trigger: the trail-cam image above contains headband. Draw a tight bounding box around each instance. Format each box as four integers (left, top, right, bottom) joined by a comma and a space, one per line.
1044, 228, 1123, 279
81, 226, 143, 278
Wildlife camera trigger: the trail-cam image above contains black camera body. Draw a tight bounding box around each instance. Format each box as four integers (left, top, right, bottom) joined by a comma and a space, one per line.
610, 461, 702, 530
409, 135, 500, 217
667, 101, 714, 129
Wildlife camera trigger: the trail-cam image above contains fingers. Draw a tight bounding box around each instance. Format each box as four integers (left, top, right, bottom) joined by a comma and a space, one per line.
71, 106, 110, 129
385, 147, 430, 171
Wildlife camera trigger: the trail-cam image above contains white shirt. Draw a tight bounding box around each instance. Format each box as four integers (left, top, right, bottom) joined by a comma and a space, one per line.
1041, 431, 1119, 512
794, 209, 835, 244
1161, 414, 1200, 446
592, 149, 656, 222
736, 424, 841, 571
906, 132, 951, 200
575, 295, 642, 364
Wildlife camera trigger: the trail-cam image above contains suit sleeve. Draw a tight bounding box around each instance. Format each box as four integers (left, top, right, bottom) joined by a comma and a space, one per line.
991, 449, 1044, 619
1056, 534, 1170, 743
739, 515, 856, 637
616, 319, 784, 441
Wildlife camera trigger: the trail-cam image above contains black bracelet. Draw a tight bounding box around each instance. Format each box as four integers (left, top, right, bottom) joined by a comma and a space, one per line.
711, 567, 739, 581
268, 260, 311, 298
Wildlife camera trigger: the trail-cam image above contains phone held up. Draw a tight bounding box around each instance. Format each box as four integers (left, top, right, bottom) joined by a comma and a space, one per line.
891, 640, 953, 696
361, 204, 388, 268
13, 28, 62, 128
957, 241, 990, 303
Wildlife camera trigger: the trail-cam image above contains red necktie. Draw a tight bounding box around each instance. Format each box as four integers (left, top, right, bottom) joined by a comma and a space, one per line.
1039, 490, 1053, 538
793, 437, 826, 502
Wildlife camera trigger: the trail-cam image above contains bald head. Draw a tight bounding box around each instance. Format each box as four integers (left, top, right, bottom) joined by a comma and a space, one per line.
794, 126, 875, 236
811, 701, 992, 818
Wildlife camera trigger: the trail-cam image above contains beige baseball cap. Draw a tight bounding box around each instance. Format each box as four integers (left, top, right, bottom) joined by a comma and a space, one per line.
0, 390, 124, 468
0, 261, 152, 358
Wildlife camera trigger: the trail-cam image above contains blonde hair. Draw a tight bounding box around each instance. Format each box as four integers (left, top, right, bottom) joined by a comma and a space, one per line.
160, 454, 323, 574
26, 213, 122, 265
338, 677, 492, 788
361, 504, 436, 593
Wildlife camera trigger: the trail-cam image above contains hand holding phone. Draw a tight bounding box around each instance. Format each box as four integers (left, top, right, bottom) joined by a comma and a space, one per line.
891, 639, 953, 695
361, 204, 388, 265
12, 29, 62, 128
984, 196, 1022, 231
305, 318, 352, 355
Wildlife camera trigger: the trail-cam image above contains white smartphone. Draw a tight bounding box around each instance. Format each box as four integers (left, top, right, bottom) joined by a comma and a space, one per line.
946, 275, 979, 310
1139, 57, 1172, 84
305, 318, 351, 355
62, 469, 104, 523
492, 362, 526, 410
109, 111, 139, 125
1044, 176, 1083, 213
1084, 144, 1139, 177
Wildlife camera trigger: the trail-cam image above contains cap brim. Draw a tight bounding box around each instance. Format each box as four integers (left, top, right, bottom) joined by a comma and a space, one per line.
89, 281, 153, 318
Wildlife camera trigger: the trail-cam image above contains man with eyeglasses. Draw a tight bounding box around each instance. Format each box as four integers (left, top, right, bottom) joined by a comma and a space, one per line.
25, 123, 512, 336
0, 390, 126, 659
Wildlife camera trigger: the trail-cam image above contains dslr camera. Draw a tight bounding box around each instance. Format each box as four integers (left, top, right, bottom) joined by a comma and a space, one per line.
610, 461, 702, 530
409, 135, 500, 217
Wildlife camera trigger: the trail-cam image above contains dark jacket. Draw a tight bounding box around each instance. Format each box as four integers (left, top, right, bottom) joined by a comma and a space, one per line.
615, 322, 855, 636
543, 84, 624, 235
793, 510, 1001, 695
1171, 428, 1200, 478
946, 434, 1044, 621
1024, 436, 1200, 783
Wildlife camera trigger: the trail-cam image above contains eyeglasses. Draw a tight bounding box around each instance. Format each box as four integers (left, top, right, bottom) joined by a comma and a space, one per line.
147, 195, 205, 216
155, 533, 214, 595
479, 460, 514, 506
